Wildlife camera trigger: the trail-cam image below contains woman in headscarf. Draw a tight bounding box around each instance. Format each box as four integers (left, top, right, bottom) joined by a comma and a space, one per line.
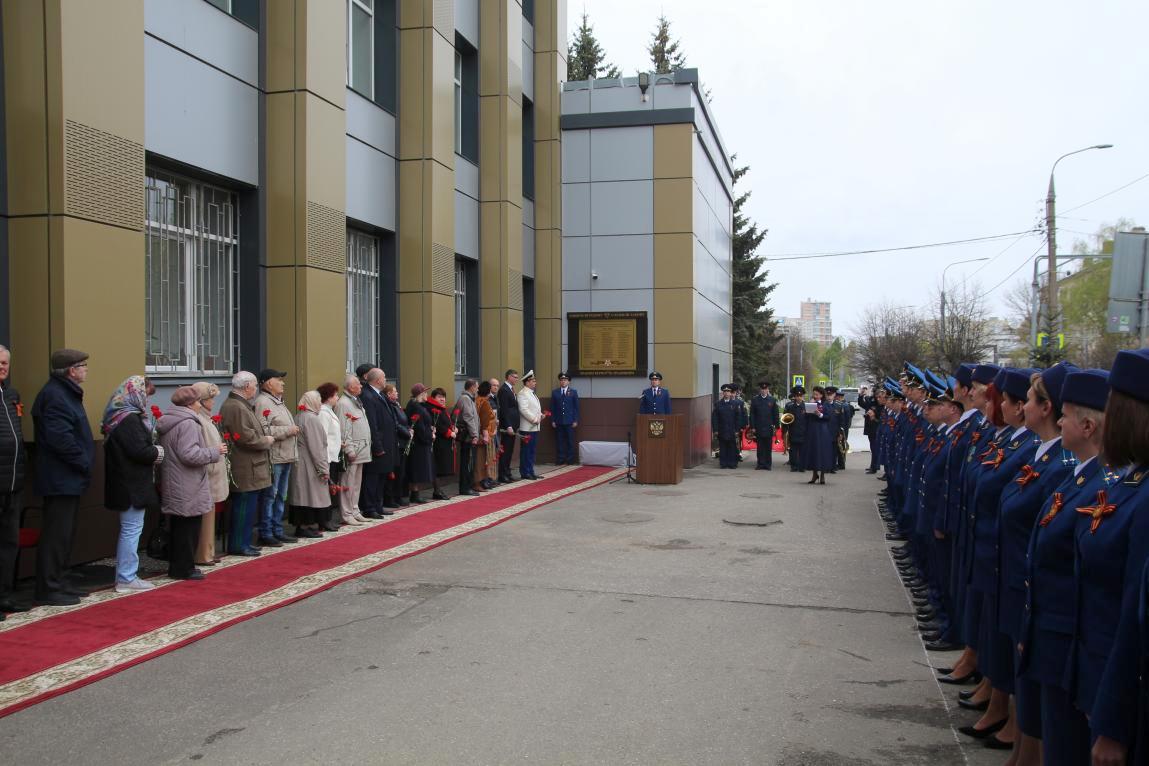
190, 382, 228, 567
288, 390, 331, 538
156, 386, 225, 580
102, 375, 163, 592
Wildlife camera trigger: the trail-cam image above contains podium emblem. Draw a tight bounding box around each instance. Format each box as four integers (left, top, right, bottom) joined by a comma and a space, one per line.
648, 419, 666, 438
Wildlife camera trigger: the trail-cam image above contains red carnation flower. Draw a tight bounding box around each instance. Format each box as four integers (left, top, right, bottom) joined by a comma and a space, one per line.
211, 414, 222, 424
151, 405, 163, 419
345, 413, 359, 422
522, 435, 532, 444
411, 414, 421, 423
297, 404, 307, 412
542, 410, 552, 418
388, 472, 396, 480
262, 409, 271, 418
452, 408, 461, 416
232, 432, 241, 441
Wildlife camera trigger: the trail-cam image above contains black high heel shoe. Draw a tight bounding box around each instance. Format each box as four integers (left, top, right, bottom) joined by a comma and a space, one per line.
956, 717, 1007, 739
807, 473, 818, 485
937, 669, 981, 685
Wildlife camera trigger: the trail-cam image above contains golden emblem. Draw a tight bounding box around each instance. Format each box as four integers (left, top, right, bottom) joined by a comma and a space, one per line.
649, 419, 666, 438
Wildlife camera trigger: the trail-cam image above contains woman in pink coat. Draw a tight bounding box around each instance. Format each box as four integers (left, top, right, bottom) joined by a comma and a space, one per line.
156, 386, 226, 580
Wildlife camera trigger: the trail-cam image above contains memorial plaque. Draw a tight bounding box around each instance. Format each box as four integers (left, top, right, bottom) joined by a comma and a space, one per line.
567, 311, 648, 377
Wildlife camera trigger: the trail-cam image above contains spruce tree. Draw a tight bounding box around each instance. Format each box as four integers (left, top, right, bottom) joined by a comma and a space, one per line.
647, 15, 687, 74
730, 163, 780, 388
567, 12, 620, 81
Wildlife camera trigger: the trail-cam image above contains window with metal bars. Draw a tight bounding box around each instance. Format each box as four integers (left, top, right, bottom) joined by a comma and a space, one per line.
347, 229, 381, 372
144, 170, 238, 375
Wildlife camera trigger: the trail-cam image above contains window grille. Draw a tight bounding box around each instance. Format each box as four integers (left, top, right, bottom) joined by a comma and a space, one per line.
347, 229, 381, 371
145, 170, 238, 375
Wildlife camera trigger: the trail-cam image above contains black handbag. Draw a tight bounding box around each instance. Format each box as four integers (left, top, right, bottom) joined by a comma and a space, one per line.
146, 515, 169, 560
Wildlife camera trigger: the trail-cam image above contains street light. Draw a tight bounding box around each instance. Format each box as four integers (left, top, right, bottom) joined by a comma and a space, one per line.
940, 257, 990, 359
1045, 144, 1113, 332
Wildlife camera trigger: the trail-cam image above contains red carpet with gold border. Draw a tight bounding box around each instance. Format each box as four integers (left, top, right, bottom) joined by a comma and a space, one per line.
0, 465, 622, 719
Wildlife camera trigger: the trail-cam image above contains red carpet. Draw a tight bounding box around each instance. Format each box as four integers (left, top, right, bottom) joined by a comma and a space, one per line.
0, 465, 621, 718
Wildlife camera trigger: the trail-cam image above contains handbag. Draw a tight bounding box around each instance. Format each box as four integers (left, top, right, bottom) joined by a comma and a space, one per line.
146, 514, 170, 560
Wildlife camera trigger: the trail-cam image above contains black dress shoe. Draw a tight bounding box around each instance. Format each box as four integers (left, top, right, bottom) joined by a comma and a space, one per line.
276, 534, 299, 544
36, 593, 81, 607
258, 537, 284, 548
958, 688, 976, 700
62, 588, 89, 598
363, 511, 383, 519
937, 669, 981, 684
935, 666, 954, 675
920, 632, 942, 643
958, 697, 990, 712
925, 640, 963, 652
432, 493, 449, 500
171, 571, 206, 581
0, 600, 31, 613
239, 548, 262, 557
379, 509, 395, 516
296, 528, 321, 539
498, 477, 511, 484
458, 490, 480, 496
983, 735, 1014, 750
886, 533, 908, 541
397, 498, 411, 507
957, 717, 1008, 739
409, 495, 429, 504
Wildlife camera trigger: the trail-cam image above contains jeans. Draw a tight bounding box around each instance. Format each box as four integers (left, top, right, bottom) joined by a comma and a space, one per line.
116, 507, 146, 584
518, 432, 537, 478
259, 463, 292, 539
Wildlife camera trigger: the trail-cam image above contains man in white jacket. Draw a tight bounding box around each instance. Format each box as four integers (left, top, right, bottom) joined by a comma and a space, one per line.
516, 371, 543, 480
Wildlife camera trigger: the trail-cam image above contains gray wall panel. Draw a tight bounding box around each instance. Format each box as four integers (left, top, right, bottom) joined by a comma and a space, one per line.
562, 182, 590, 235
346, 137, 397, 232
561, 88, 590, 115
561, 237, 591, 293
347, 90, 397, 156
145, 37, 258, 185
455, 0, 479, 48
522, 40, 534, 102
561, 130, 589, 183
590, 126, 652, 182
589, 84, 651, 113
144, 0, 258, 86
589, 180, 652, 236
455, 156, 479, 197
522, 222, 535, 277
522, 198, 535, 227
591, 234, 653, 289
454, 190, 478, 259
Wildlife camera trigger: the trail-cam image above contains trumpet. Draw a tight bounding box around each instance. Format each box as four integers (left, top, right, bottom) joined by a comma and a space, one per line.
780, 412, 795, 426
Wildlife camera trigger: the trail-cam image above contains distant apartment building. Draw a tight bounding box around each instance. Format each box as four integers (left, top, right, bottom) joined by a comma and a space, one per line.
800, 300, 833, 345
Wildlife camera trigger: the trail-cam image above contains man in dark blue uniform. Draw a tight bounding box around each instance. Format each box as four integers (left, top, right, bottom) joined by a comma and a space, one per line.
783, 385, 807, 471
549, 372, 580, 465
712, 384, 747, 469
639, 372, 671, 414
749, 381, 780, 470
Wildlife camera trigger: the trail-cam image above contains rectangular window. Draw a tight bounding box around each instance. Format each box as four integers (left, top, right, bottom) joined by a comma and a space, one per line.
454, 51, 463, 156
347, 229, 381, 371
348, 0, 375, 99
145, 170, 239, 375
455, 260, 468, 375
523, 277, 536, 374
522, 98, 535, 200
522, 0, 535, 23
204, 0, 259, 29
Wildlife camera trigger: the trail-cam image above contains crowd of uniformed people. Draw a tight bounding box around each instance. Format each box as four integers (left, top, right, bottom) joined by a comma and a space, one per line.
872, 352, 1149, 765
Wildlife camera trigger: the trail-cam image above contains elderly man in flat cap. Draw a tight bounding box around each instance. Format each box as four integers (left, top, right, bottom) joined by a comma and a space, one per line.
31, 348, 96, 606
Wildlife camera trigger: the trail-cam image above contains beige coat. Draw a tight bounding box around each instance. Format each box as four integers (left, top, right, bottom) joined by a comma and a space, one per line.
289, 410, 330, 508
517, 387, 542, 433
253, 391, 298, 464
335, 393, 372, 464
219, 392, 272, 492
194, 410, 230, 503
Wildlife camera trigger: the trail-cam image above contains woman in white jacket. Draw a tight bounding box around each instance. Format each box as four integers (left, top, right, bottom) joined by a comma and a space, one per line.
516, 371, 543, 480
316, 383, 344, 530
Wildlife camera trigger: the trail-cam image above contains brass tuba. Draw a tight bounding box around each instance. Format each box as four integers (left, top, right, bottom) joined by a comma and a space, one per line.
780, 412, 795, 426
780, 411, 794, 450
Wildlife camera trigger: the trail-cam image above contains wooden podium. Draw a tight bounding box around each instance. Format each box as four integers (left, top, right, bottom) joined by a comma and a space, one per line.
635, 414, 684, 484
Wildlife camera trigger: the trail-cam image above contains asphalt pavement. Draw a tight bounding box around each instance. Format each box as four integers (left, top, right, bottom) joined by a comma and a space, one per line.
0, 445, 1000, 765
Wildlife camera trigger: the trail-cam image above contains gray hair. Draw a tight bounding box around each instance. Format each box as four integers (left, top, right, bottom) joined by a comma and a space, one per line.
344, 373, 359, 388
231, 371, 257, 392
365, 368, 385, 385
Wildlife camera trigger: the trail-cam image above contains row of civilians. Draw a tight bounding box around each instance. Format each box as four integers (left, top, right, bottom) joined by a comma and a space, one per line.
874, 354, 1149, 765
0, 348, 567, 615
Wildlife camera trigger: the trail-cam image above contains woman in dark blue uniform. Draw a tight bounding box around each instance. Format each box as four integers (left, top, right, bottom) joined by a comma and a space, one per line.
1017, 368, 1110, 765
1079, 349, 1149, 766
994, 363, 1078, 761
961, 368, 1040, 745
802, 386, 836, 484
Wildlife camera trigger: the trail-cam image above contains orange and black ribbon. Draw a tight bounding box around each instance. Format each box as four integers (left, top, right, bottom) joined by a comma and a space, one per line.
1015, 464, 1040, 488
971, 431, 983, 445
982, 448, 1005, 470
1039, 493, 1064, 526
915, 432, 925, 444
1076, 490, 1117, 534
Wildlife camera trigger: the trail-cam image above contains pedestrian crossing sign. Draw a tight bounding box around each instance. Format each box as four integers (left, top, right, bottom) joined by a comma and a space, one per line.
792, 375, 805, 389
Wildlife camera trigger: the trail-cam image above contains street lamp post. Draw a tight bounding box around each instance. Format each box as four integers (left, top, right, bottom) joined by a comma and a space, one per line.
940, 257, 989, 362
1045, 144, 1113, 332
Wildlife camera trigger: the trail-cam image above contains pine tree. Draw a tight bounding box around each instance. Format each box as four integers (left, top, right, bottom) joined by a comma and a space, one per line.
730, 163, 780, 388
647, 15, 687, 74
567, 12, 620, 81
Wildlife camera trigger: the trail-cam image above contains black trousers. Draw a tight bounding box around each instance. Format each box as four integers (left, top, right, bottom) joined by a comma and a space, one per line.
458, 441, 475, 493
867, 434, 879, 471
718, 437, 739, 468
35, 495, 79, 598
385, 451, 409, 503
0, 491, 21, 599
498, 432, 516, 479
361, 467, 383, 514
167, 514, 201, 578
755, 438, 773, 468
788, 443, 803, 471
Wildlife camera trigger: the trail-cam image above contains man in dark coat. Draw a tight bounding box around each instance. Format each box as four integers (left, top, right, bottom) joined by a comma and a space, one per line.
749, 381, 780, 470
360, 368, 396, 517
31, 348, 96, 606
550, 372, 580, 465
712, 384, 747, 469
0, 346, 29, 615
783, 386, 807, 472
859, 386, 882, 473
496, 369, 521, 482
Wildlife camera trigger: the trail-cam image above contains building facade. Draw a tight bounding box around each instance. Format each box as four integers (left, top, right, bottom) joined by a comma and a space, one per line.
560, 70, 734, 467
1, 0, 565, 561
799, 299, 832, 346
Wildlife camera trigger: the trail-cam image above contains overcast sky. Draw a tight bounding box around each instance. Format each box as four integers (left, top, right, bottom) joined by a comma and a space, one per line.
568, 0, 1149, 339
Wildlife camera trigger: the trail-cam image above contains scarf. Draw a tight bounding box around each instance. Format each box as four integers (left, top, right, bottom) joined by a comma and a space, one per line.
101, 375, 149, 435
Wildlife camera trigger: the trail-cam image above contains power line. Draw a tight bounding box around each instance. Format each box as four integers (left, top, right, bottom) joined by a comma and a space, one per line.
1058, 171, 1149, 215
961, 230, 1040, 284
764, 230, 1039, 261
977, 242, 1046, 299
